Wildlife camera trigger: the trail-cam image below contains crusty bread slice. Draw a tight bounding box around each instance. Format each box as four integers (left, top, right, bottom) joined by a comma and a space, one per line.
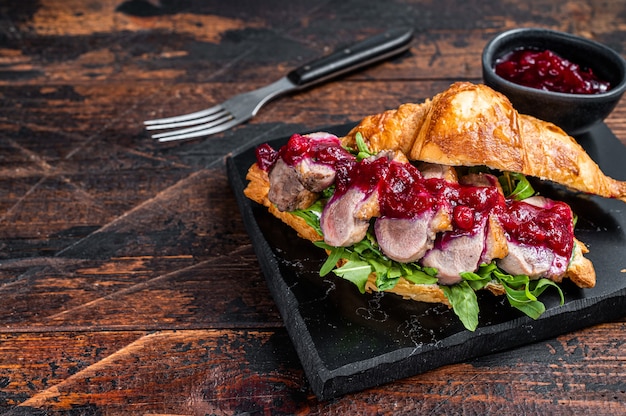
566, 238, 596, 288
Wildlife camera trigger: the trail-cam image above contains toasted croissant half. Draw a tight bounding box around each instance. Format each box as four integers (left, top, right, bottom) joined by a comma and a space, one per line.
342, 82, 626, 202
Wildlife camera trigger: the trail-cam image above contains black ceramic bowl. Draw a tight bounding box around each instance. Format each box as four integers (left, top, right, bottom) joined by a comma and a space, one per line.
482, 28, 626, 136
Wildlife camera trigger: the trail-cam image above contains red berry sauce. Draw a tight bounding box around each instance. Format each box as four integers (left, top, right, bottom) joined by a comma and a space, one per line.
495, 48, 611, 94
255, 133, 355, 172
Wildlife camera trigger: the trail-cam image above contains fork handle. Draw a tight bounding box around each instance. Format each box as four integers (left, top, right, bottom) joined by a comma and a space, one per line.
287, 27, 414, 88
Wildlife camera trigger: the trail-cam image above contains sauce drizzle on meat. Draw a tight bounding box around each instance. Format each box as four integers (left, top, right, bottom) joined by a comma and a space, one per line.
257, 133, 575, 281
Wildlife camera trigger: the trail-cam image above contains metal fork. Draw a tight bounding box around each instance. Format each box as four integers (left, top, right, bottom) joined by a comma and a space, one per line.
144, 27, 414, 142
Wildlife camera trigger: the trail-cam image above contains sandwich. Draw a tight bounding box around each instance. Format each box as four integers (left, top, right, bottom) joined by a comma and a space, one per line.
244, 82, 626, 331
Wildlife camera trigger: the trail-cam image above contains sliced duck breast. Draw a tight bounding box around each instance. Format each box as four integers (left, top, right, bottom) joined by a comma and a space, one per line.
497, 196, 574, 280
292, 132, 353, 192
375, 208, 451, 263
420, 220, 488, 285
320, 151, 400, 247
320, 187, 376, 247
422, 172, 508, 285
268, 158, 319, 212
416, 162, 458, 182
268, 132, 356, 211
294, 158, 337, 192
375, 162, 454, 263
497, 243, 556, 278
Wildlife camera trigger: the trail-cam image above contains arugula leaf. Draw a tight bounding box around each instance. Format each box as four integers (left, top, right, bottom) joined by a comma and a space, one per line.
315, 243, 346, 277
506, 296, 546, 319
441, 281, 480, 331
292, 199, 325, 235
333, 256, 373, 293
402, 266, 439, 285
376, 273, 400, 291
457, 263, 565, 324
530, 278, 565, 304
460, 263, 496, 290
498, 172, 535, 200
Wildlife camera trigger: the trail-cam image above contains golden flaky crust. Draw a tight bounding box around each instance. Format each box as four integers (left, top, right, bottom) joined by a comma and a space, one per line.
366, 276, 450, 305
343, 82, 626, 202
566, 238, 596, 288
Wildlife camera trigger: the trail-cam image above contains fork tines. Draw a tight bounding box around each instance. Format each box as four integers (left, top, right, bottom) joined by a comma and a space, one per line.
144, 105, 237, 142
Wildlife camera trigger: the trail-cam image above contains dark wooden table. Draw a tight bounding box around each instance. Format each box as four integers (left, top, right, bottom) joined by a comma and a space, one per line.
2, 1, 625, 414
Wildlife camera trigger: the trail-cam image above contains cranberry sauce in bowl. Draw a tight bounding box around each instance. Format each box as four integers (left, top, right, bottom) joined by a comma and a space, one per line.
495, 48, 611, 94
482, 28, 626, 135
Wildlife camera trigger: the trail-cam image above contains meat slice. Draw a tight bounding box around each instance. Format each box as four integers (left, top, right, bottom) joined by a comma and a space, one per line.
375, 209, 450, 263
460, 173, 509, 265
320, 151, 400, 247
416, 162, 458, 182
459, 172, 498, 188
497, 243, 555, 279
294, 158, 336, 192
268, 158, 318, 212
421, 172, 508, 285
420, 215, 507, 286
497, 196, 572, 280
267, 132, 355, 211
373, 161, 456, 263
375, 217, 431, 263
320, 187, 374, 247
421, 230, 486, 285
292, 132, 349, 192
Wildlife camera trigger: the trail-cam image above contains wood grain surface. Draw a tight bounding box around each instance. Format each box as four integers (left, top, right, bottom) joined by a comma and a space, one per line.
1, 0, 625, 414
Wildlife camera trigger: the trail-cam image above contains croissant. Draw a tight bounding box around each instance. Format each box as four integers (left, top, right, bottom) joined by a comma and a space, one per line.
243, 83, 606, 326
342, 82, 626, 203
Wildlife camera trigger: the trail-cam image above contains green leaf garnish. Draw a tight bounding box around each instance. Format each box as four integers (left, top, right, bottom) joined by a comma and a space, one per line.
354, 132, 375, 161
291, 199, 325, 236
499, 172, 535, 200
333, 256, 373, 293
455, 263, 565, 325
315, 242, 346, 276
402, 266, 439, 285
441, 281, 480, 331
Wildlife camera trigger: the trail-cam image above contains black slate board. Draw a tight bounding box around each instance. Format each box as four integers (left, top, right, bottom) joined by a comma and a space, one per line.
226, 122, 626, 400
